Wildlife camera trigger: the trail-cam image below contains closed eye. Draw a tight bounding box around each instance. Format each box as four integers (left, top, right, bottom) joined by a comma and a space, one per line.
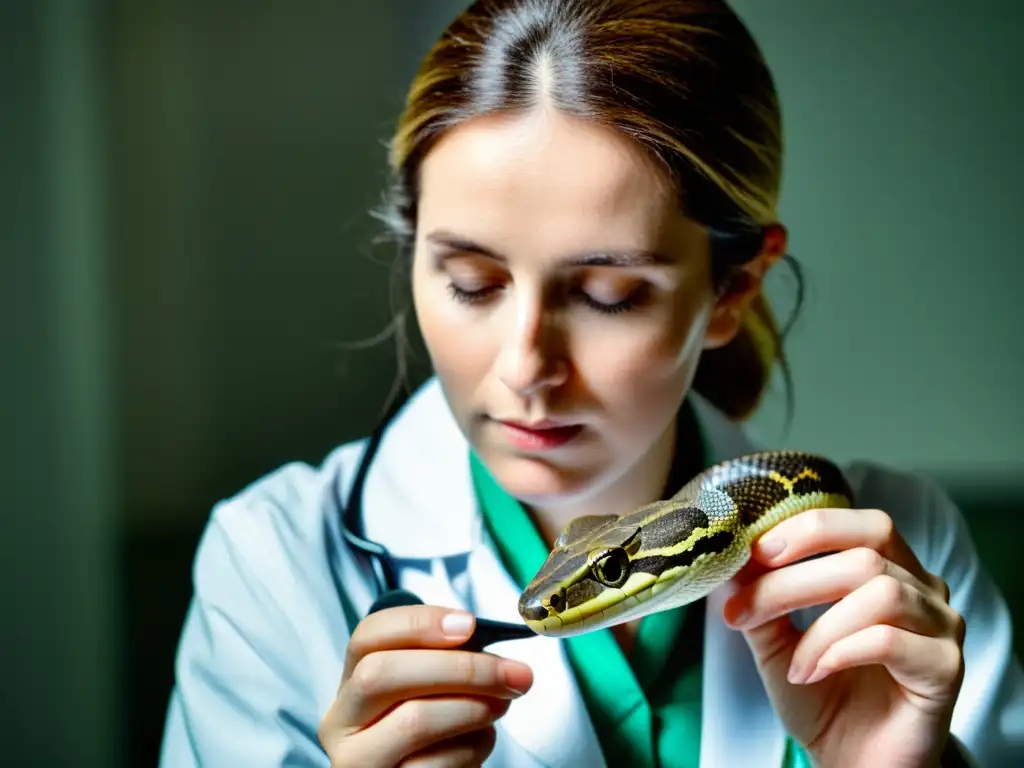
573, 284, 649, 315
447, 282, 650, 315
447, 283, 502, 304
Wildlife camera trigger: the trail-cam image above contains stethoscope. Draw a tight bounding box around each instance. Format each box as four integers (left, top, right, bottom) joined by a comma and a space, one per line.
336, 383, 538, 651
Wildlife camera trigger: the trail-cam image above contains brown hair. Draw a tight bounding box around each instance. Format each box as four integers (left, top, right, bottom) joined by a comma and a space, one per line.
377, 0, 799, 421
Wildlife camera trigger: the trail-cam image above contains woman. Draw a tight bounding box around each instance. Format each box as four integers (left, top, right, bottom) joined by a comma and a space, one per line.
159, 1, 1023, 766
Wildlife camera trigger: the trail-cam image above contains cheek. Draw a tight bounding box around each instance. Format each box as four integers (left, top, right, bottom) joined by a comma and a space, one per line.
411, 255, 495, 413
575, 291, 712, 428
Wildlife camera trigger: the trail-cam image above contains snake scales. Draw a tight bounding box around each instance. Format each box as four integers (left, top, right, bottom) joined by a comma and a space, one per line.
517, 451, 854, 637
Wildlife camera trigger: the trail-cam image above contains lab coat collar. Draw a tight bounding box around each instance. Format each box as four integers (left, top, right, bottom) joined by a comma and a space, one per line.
360, 379, 478, 559
358, 377, 789, 766
359, 377, 756, 560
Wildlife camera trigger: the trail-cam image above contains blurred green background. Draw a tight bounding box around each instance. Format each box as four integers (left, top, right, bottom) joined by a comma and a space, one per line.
2, 1, 1021, 765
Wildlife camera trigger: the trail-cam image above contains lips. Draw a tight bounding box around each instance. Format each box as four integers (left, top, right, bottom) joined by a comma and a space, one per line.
494, 418, 584, 450
500, 418, 572, 431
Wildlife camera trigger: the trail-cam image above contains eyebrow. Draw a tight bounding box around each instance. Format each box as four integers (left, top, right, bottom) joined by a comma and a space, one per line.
425, 229, 674, 268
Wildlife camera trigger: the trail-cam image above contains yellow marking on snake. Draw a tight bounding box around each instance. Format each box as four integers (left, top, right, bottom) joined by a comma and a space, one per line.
517, 451, 855, 637
767, 468, 821, 492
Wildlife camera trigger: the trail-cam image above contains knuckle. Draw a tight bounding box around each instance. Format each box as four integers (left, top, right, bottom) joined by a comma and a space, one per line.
398, 698, 430, 737
853, 546, 886, 577
346, 619, 375, 666
870, 508, 896, 541
934, 575, 952, 603
871, 572, 904, 605
947, 644, 966, 685
802, 507, 828, 538
934, 639, 965, 688
873, 623, 902, 657
952, 611, 967, 645
351, 653, 387, 698
798, 507, 831, 544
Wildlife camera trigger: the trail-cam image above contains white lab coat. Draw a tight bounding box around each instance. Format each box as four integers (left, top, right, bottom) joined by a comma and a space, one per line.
159, 378, 1024, 767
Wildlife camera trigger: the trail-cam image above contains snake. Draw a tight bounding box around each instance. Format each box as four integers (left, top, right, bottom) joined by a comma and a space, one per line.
517, 451, 855, 637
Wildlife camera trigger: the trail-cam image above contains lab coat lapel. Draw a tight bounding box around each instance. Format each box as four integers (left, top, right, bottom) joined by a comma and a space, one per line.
357, 379, 605, 766
692, 396, 789, 768
360, 380, 478, 559
699, 585, 788, 767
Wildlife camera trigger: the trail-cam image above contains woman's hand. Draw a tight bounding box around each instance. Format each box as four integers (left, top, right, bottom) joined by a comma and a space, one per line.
723, 506, 967, 768
318, 605, 534, 768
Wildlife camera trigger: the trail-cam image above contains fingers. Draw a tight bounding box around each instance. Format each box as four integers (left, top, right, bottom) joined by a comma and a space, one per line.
320, 605, 534, 766
335, 649, 530, 729
725, 505, 967, 715
343, 606, 480, 683
400, 727, 498, 768
785, 572, 965, 686
752, 507, 939, 590
340, 696, 507, 768
802, 624, 965, 709
725, 546, 935, 629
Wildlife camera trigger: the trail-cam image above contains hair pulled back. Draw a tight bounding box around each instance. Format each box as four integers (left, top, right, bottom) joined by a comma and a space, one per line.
379, 0, 797, 420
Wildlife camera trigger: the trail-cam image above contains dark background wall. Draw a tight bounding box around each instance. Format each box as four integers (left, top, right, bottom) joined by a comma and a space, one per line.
2, 1, 1021, 765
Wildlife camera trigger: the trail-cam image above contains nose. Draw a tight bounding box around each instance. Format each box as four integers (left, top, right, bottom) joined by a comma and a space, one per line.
495, 298, 568, 397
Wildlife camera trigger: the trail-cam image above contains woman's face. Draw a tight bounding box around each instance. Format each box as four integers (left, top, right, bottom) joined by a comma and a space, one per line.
411, 109, 752, 509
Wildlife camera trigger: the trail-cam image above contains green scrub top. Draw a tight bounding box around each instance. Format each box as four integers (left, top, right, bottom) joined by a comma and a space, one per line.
469, 405, 813, 768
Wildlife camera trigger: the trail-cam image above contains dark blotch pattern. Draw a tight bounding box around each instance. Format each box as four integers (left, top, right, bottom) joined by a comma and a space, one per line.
719, 475, 791, 526
707, 453, 854, 526
792, 456, 854, 499
631, 530, 735, 576
636, 506, 710, 550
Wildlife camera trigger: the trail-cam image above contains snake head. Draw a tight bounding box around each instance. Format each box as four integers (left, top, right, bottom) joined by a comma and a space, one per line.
518, 515, 643, 633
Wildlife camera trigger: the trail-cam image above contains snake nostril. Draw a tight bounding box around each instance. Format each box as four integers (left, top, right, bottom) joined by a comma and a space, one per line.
546, 588, 567, 617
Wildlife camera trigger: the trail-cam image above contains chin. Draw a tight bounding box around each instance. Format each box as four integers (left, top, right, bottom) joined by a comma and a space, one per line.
482, 449, 599, 507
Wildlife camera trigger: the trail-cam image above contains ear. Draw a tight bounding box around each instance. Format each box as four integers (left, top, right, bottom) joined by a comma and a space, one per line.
703, 224, 787, 350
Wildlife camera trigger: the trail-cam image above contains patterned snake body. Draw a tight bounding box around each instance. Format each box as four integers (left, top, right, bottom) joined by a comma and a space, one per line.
517, 451, 854, 637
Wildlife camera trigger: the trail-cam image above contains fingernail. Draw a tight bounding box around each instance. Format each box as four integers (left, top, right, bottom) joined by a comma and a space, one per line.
758, 533, 785, 559
501, 661, 532, 696
441, 611, 474, 638
787, 659, 808, 684
804, 664, 831, 685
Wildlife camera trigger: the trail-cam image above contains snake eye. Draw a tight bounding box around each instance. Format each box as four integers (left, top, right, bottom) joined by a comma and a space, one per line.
593, 549, 630, 588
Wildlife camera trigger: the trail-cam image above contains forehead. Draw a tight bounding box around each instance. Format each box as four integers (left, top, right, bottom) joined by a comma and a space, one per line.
416, 109, 685, 253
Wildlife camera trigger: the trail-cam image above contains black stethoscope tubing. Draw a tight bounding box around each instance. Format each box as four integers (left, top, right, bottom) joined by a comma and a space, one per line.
338, 383, 536, 650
